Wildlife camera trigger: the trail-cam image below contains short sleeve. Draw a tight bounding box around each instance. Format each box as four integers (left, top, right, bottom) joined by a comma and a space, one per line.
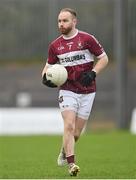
87, 35, 106, 58
47, 44, 59, 64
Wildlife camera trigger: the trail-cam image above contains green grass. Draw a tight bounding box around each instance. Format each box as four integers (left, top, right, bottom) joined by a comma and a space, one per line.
0, 131, 136, 179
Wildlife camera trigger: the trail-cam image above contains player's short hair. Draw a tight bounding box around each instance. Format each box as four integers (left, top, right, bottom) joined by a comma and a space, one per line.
60, 8, 77, 18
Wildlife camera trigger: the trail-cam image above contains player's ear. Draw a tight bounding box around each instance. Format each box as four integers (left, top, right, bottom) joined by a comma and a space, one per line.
73, 18, 77, 26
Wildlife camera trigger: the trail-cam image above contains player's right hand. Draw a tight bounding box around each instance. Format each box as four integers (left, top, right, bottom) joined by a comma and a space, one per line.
42, 73, 57, 88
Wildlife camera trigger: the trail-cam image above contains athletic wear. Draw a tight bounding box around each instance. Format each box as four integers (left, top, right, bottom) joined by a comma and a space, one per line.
59, 90, 95, 120
68, 163, 80, 176
47, 30, 106, 94
57, 150, 67, 166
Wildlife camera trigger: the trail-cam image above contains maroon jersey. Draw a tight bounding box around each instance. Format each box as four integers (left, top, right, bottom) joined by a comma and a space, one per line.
47, 30, 106, 94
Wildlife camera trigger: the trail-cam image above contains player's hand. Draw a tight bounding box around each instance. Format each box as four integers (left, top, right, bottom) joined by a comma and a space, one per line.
81, 70, 96, 87
42, 73, 57, 88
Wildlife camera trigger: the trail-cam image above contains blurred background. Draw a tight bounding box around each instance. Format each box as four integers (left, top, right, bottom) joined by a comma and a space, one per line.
0, 0, 136, 133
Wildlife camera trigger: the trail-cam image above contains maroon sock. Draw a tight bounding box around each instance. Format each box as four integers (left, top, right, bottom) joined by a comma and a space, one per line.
66, 155, 75, 164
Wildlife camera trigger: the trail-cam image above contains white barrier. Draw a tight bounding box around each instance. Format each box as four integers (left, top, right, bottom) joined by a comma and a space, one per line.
130, 108, 136, 134
0, 108, 63, 135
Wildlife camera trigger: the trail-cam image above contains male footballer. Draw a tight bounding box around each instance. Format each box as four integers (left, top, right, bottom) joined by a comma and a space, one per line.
42, 8, 108, 176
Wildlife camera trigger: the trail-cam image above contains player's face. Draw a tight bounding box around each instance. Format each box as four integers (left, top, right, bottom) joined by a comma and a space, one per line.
58, 11, 77, 35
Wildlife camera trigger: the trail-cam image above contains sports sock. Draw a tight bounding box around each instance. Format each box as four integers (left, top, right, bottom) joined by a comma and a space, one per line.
66, 155, 75, 164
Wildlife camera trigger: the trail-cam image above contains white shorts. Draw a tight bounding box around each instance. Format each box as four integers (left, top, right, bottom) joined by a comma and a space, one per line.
58, 90, 96, 120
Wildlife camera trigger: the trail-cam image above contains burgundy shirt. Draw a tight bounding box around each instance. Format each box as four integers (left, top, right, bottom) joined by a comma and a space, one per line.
47, 30, 106, 94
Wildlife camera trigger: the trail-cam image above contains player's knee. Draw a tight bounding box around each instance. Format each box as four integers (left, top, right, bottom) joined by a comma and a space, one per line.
74, 130, 81, 140
64, 122, 75, 134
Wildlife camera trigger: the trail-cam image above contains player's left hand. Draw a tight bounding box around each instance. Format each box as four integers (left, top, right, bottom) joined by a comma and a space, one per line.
81, 70, 96, 87
42, 73, 57, 88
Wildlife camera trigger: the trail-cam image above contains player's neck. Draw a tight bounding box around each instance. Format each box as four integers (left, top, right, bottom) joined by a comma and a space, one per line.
63, 29, 78, 40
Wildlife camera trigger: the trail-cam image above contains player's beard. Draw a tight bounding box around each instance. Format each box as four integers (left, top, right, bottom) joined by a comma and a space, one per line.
59, 26, 72, 35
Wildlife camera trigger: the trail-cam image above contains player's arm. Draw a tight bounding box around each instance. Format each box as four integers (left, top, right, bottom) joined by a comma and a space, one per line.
92, 54, 108, 75
42, 43, 59, 88
81, 35, 108, 87
81, 54, 108, 87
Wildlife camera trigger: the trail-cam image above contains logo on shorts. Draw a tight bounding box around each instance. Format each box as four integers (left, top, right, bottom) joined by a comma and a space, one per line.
62, 105, 69, 108
59, 96, 63, 103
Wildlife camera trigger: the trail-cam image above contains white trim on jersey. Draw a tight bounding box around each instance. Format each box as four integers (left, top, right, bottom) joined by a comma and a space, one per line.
97, 52, 106, 59
57, 49, 94, 67
62, 29, 78, 40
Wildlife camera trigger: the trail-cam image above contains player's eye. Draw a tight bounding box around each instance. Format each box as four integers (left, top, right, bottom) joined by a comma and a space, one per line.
58, 19, 68, 23
63, 19, 68, 23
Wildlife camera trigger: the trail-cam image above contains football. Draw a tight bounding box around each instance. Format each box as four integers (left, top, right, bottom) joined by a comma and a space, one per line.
46, 64, 68, 86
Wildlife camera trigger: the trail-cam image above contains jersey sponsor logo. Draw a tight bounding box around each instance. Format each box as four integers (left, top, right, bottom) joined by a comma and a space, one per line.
60, 54, 85, 63
57, 49, 94, 67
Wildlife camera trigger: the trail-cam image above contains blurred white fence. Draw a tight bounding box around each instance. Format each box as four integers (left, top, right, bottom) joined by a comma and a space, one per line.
130, 108, 136, 134
0, 108, 63, 135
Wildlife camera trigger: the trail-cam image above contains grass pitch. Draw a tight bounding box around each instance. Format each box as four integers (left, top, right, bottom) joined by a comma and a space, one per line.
0, 131, 135, 179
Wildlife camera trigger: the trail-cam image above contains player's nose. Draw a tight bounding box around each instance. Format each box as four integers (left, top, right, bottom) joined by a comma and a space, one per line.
59, 21, 64, 26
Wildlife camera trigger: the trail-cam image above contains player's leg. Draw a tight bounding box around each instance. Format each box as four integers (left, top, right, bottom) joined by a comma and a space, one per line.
61, 110, 76, 159
57, 90, 77, 166
57, 117, 86, 166
74, 92, 96, 142
58, 92, 95, 166
61, 109, 80, 176
67, 116, 86, 176
57, 90, 80, 176
68, 92, 96, 175
74, 117, 87, 142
